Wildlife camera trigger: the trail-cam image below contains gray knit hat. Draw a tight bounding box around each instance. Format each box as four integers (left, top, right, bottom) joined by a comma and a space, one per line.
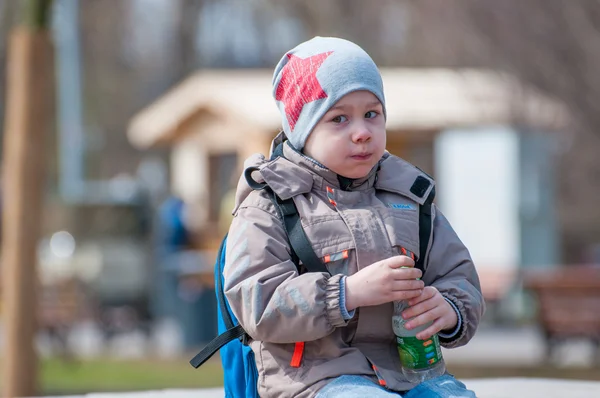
272, 36, 386, 151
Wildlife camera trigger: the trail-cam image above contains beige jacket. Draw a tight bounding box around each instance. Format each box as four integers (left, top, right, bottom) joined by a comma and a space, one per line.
224, 140, 485, 398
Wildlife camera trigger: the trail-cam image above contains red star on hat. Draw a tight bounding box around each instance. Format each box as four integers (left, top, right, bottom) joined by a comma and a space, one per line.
275, 51, 333, 131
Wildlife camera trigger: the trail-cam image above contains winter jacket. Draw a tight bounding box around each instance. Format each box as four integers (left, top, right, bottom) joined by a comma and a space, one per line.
223, 138, 485, 398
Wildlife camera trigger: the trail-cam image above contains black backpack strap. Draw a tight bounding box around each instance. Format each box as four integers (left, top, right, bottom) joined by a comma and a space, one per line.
189, 324, 246, 368
246, 140, 328, 275
270, 192, 330, 275
416, 187, 435, 273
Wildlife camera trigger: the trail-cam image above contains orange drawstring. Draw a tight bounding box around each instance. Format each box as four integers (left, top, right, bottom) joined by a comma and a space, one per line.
290, 342, 305, 368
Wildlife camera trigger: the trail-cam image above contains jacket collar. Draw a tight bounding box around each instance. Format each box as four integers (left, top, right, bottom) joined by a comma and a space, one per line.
280, 141, 380, 192
374, 155, 435, 205
242, 133, 434, 205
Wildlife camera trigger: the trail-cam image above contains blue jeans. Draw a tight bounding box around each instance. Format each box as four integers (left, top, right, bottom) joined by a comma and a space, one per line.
315, 374, 476, 398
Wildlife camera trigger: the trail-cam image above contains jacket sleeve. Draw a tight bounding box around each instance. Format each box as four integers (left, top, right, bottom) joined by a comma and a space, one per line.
223, 197, 351, 344
423, 205, 486, 349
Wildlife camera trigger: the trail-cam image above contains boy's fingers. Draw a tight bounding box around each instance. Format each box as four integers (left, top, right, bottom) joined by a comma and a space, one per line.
391, 280, 424, 292
393, 267, 422, 281
416, 320, 444, 340
405, 307, 442, 330
402, 297, 436, 319
408, 286, 436, 306
386, 255, 415, 269
392, 289, 423, 301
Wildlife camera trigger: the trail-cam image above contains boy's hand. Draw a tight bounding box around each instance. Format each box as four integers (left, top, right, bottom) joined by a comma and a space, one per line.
345, 256, 424, 311
401, 286, 458, 340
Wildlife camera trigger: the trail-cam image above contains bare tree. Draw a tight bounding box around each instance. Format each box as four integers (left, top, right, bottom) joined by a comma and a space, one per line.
444, 0, 600, 261
2, 0, 54, 395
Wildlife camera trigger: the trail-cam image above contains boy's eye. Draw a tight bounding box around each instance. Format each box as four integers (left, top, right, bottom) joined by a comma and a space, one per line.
332, 115, 348, 123
365, 111, 378, 119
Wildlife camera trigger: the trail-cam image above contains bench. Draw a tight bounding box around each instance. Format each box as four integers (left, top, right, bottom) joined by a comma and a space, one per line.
523, 265, 600, 364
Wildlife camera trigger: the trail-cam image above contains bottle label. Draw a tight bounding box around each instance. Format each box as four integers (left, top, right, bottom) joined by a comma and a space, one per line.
396, 334, 442, 370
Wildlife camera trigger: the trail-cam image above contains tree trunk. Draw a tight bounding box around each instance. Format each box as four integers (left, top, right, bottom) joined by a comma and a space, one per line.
1, 19, 54, 398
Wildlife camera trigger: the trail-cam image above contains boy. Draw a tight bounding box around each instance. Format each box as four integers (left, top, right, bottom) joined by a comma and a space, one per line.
223, 36, 484, 397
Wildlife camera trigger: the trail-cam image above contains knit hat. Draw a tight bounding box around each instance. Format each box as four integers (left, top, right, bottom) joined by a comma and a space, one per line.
272, 36, 386, 151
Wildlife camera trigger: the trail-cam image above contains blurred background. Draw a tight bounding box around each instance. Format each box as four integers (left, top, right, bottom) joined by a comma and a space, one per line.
1, 0, 600, 396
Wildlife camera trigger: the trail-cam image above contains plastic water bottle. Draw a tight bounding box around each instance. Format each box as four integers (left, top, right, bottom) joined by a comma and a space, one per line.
392, 300, 445, 383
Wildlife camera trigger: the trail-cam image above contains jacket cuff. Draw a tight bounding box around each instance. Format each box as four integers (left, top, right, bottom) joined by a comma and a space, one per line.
339, 276, 356, 320
325, 274, 350, 327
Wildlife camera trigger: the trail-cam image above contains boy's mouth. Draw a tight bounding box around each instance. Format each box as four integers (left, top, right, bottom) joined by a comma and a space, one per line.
350, 153, 372, 161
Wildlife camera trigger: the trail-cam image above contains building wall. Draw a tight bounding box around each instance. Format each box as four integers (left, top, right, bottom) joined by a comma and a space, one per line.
435, 126, 521, 271
518, 131, 560, 268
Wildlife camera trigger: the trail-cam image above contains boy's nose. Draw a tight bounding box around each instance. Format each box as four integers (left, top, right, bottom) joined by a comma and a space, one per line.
352, 125, 372, 143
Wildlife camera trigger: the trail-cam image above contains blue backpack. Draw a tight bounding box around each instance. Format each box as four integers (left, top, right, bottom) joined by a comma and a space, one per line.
189, 143, 435, 398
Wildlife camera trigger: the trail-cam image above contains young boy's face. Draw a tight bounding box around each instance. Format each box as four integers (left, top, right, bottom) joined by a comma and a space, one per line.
304, 90, 386, 179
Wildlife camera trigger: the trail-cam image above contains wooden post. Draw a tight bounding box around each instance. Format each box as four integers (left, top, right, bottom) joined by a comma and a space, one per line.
1, 14, 54, 398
